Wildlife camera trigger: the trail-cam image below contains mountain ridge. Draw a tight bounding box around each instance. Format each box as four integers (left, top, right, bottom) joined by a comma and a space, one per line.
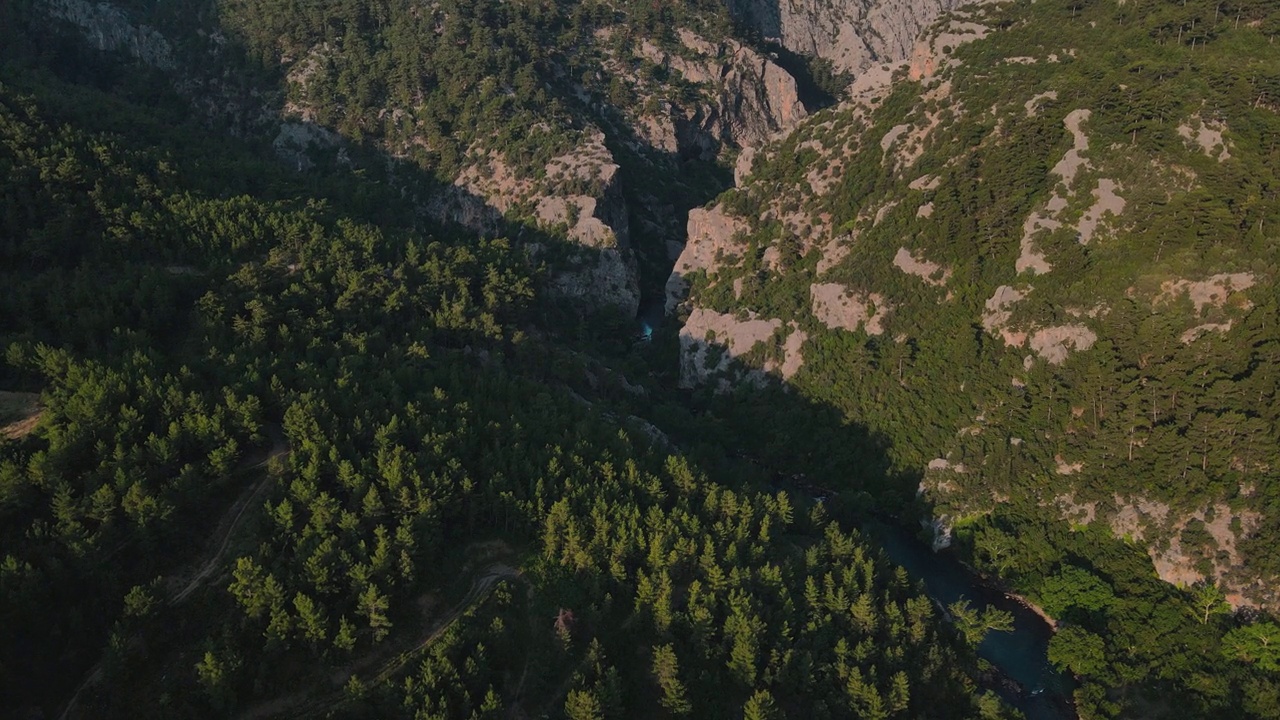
6, 0, 1280, 717
671, 0, 1280, 612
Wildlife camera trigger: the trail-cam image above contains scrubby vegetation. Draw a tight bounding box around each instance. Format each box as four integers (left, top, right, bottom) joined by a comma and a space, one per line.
5, 0, 1280, 718
0, 11, 1008, 719
679, 0, 1280, 716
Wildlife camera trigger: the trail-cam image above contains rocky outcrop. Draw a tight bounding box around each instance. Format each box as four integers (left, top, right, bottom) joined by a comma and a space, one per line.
810, 283, 890, 335
430, 130, 640, 313
665, 204, 748, 313
38, 0, 278, 132
547, 246, 640, 314
718, 43, 809, 146
630, 30, 807, 159
1048, 496, 1272, 608
981, 285, 1099, 364
44, 0, 176, 70
273, 122, 345, 172
636, 103, 720, 160
1178, 116, 1233, 162
1157, 273, 1256, 314
680, 308, 781, 388
1028, 325, 1097, 365
892, 247, 950, 286
982, 285, 1027, 347
679, 308, 805, 389
727, 0, 968, 75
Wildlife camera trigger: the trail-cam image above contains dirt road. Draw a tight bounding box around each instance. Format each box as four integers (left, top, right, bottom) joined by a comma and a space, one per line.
57, 435, 289, 720
368, 563, 520, 687
238, 563, 522, 720
170, 438, 286, 603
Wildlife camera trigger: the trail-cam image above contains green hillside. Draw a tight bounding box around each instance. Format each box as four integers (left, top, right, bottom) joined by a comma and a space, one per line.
4, 0, 1280, 718
0, 14, 998, 720
674, 0, 1280, 715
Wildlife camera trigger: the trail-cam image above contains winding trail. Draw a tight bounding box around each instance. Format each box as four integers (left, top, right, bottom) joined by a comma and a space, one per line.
239, 562, 522, 720
171, 438, 287, 603
56, 667, 104, 720
56, 434, 289, 720
367, 563, 520, 687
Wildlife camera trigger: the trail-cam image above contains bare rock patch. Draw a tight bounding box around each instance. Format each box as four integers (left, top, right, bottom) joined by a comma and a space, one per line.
1181, 322, 1233, 344
1029, 325, 1097, 364
810, 283, 891, 334
678, 309, 804, 388
0, 391, 42, 440
666, 205, 748, 312
1024, 90, 1057, 117
893, 247, 951, 286
1177, 116, 1232, 162
1158, 273, 1255, 315
815, 235, 853, 275
1076, 179, 1126, 244
982, 285, 1027, 347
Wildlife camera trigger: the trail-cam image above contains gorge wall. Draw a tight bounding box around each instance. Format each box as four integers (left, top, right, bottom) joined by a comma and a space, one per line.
727, 0, 968, 74
671, 0, 1280, 611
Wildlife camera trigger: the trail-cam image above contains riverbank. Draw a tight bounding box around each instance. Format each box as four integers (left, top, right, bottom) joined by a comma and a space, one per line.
863, 521, 1077, 720
959, 564, 1059, 629
1001, 590, 1057, 628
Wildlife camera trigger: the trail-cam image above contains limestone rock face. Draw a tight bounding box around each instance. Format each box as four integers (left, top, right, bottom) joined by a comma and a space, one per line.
810, 283, 890, 335
547, 245, 641, 314
665, 204, 748, 313
726, 0, 967, 75
679, 308, 781, 388
631, 31, 808, 160
678, 308, 805, 389
719, 42, 809, 146
273, 122, 345, 172
44, 0, 176, 70
40, 0, 274, 132
429, 130, 640, 314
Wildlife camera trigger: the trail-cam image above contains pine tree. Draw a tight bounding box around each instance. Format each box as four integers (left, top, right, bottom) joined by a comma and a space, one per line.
330, 614, 356, 652
651, 644, 692, 715
294, 591, 328, 645
358, 583, 393, 641
565, 689, 603, 720
743, 689, 782, 720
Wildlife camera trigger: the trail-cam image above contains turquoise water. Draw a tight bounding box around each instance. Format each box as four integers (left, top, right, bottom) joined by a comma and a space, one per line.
636, 297, 664, 341
866, 522, 1077, 720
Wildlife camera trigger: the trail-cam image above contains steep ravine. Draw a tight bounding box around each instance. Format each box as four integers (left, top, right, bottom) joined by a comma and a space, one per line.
668, 0, 1280, 614
38, 0, 821, 319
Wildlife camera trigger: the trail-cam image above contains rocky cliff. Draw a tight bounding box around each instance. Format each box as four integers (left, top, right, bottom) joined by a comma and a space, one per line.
672, 0, 1280, 608
428, 130, 641, 313
44, 0, 176, 70
727, 0, 967, 75
665, 203, 747, 313
621, 29, 808, 160
664, 1, 986, 317
36, 1, 822, 316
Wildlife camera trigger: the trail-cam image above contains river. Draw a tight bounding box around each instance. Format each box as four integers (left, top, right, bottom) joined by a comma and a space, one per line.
637, 296, 665, 342
636, 306, 1076, 719
865, 522, 1077, 720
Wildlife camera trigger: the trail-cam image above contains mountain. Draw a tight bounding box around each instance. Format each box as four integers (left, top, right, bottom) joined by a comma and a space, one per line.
34, 0, 972, 319
727, 0, 968, 74
668, 0, 1280, 713
0, 1, 1005, 719
673, 0, 1280, 601
4, 0, 1280, 718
